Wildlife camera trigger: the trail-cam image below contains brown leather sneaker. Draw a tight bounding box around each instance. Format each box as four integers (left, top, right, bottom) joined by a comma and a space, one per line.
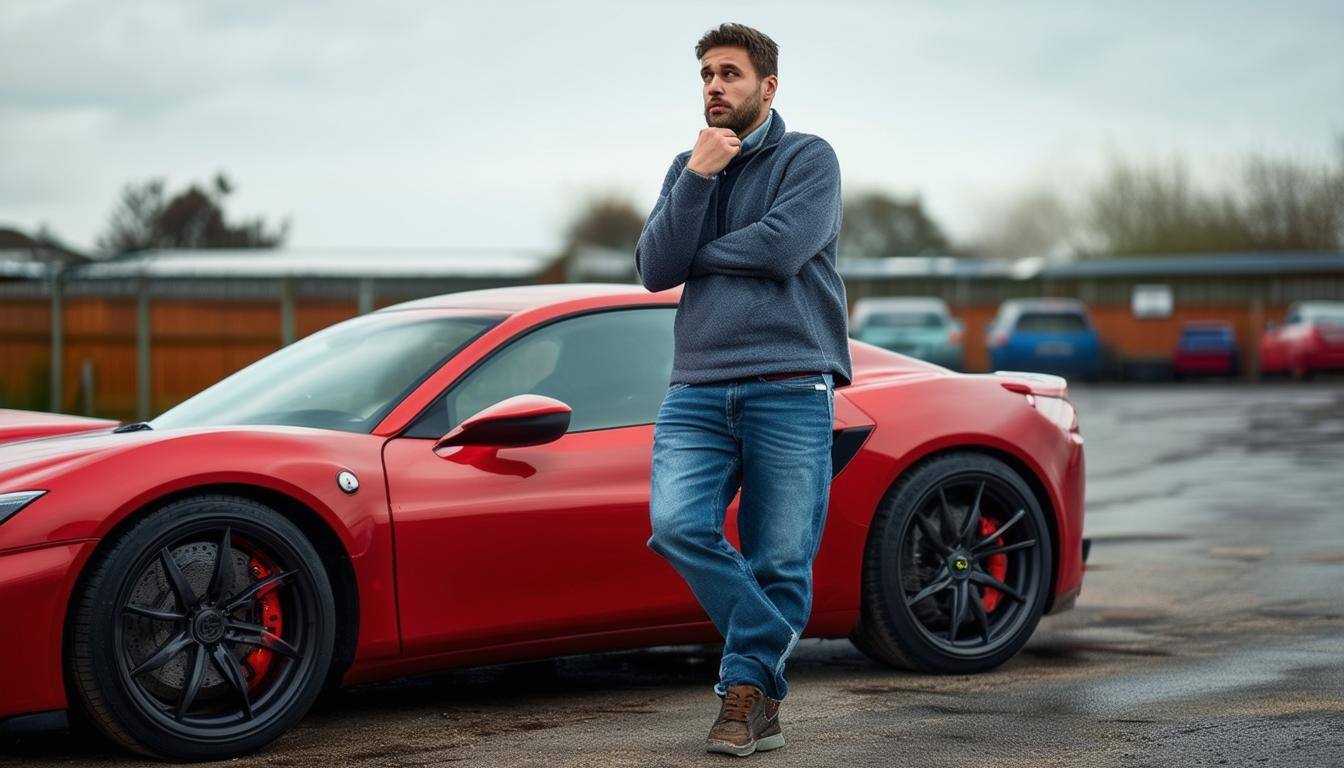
705, 684, 786, 756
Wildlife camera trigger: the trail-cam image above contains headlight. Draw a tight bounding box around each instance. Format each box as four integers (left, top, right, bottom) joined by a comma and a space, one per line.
0, 490, 47, 526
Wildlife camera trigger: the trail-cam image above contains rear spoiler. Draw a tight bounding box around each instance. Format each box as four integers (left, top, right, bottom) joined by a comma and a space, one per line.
992, 370, 1070, 399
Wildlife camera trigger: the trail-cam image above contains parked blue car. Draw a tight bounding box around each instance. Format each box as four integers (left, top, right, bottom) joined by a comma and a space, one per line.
1173, 320, 1239, 378
987, 298, 1103, 381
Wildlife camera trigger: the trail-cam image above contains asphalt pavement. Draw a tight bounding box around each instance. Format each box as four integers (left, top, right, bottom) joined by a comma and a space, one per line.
4, 381, 1343, 767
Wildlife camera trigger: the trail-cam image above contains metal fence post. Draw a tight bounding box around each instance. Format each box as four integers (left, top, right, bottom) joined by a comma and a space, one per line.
1248, 294, 1263, 382
357, 277, 374, 314
49, 263, 64, 413
80, 358, 95, 415
137, 274, 152, 419
280, 275, 296, 346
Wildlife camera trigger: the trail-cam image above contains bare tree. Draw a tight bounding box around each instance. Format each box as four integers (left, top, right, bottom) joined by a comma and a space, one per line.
564, 192, 646, 252
1239, 148, 1344, 250
972, 185, 1081, 260
977, 138, 1344, 259
97, 172, 289, 257
1086, 154, 1250, 254
1085, 143, 1344, 255
839, 191, 949, 259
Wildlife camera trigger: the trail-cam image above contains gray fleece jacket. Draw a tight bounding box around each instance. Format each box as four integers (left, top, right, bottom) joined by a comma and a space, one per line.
635, 109, 853, 387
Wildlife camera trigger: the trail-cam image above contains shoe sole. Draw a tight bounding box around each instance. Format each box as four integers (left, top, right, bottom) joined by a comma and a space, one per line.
706, 732, 786, 757
756, 732, 786, 751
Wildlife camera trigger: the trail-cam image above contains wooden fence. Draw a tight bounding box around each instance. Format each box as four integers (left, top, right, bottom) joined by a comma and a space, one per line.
0, 291, 1297, 423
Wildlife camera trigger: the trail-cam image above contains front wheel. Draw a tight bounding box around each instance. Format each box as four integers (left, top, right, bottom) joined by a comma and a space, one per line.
850, 452, 1051, 673
67, 495, 335, 761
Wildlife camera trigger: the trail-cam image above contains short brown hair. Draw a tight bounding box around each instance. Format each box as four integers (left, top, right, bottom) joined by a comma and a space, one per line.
694, 23, 778, 80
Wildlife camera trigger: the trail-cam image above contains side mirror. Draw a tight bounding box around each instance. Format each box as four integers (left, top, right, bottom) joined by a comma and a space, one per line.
433, 394, 571, 452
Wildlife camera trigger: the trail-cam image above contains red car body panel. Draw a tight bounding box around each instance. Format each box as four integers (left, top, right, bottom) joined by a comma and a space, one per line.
0, 541, 96, 717
0, 283, 1086, 719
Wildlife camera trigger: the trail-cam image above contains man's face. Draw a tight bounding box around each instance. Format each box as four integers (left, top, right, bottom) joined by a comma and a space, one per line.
700, 46, 776, 136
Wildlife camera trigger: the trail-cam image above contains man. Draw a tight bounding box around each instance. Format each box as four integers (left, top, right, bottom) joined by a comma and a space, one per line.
635, 22, 852, 757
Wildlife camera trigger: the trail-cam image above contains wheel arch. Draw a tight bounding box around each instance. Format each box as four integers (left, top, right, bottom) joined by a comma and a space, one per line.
867, 442, 1062, 615
62, 482, 361, 703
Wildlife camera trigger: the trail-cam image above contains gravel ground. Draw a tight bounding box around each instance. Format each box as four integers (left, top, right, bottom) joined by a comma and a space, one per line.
5, 381, 1342, 767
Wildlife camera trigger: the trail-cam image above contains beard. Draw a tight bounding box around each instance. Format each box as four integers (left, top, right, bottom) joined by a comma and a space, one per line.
704, 85, 764, 136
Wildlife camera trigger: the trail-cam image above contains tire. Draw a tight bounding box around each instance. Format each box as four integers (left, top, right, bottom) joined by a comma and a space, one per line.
67, 494, 336, 761
849, 452, 1051, 674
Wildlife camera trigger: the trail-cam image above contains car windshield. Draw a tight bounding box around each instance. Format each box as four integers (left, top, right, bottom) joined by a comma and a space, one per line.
865, 312, 944, 329
149, 311, 504, 433
1015, 312, 1088, 333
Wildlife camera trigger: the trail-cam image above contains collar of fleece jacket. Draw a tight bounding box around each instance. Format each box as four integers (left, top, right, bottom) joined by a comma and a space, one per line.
739, 108, 775, 155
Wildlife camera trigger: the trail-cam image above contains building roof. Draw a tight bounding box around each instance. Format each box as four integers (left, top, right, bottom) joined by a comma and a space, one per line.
70, 247, 559, 280
0, 228, 89, 264
0, 252, 51, 279
4, 247, 1342, 287
1035, 251, 1344, 278
837, 251, 1344, 281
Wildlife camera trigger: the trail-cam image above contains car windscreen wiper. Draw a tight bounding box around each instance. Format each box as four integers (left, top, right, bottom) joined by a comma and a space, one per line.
112, 422, 153, 433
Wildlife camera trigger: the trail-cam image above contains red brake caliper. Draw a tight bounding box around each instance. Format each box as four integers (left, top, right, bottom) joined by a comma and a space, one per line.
243, 556, 285, 690
977, 517, 1008, 612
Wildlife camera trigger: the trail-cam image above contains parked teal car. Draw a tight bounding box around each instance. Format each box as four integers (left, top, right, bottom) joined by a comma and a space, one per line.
849, 297, 964, 370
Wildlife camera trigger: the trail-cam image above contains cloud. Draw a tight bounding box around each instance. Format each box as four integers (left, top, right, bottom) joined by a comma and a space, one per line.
2, 0, 1341, 252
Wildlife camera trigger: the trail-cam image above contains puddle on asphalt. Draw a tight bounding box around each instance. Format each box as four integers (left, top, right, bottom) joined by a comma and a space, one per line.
1071, 636, 1344, 716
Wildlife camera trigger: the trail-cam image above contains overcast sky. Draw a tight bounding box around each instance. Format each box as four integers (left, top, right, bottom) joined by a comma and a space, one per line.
3, 0, 1342, 255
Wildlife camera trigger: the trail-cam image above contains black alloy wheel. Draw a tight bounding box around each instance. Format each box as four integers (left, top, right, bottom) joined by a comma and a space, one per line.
68, 495, 335, 761
850, 452, 1051, 673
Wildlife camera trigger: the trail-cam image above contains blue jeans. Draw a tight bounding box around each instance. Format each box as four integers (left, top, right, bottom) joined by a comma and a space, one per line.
647, 372, 835, 701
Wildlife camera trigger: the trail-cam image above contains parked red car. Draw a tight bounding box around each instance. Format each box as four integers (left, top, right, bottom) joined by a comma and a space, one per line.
1259, 301, 1344, 379
0, 283, 1087, 760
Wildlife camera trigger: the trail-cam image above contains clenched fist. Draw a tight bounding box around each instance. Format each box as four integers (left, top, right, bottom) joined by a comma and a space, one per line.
687, 127, 741, 176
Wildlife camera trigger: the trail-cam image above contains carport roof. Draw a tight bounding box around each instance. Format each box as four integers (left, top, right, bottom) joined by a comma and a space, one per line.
1034, 251, 1344, 278
65, 247, 560, 279
837, 251, 1344, 280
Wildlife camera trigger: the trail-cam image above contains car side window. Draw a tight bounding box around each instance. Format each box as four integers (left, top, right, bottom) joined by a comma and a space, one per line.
404, 307, 677, 439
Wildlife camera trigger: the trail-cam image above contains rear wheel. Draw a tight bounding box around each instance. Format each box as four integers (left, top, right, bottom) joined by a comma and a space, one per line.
68, 495, 335, 761
850, 453, 1051, 673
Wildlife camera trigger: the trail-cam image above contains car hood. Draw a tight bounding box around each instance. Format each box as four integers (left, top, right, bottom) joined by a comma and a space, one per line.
0, 427, 162, 487
0, 408, 120, 445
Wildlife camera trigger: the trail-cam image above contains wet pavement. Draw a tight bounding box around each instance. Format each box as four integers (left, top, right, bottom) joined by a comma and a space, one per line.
4, 382, 1343, 766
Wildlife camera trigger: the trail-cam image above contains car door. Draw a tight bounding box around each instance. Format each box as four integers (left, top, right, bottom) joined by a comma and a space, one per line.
382, 306, 718, 657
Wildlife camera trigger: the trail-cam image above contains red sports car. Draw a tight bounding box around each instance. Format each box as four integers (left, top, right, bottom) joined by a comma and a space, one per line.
0, 283, 1087, 760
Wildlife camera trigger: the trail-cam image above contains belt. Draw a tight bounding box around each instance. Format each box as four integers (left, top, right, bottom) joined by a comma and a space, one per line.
710, 370, 826, 385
